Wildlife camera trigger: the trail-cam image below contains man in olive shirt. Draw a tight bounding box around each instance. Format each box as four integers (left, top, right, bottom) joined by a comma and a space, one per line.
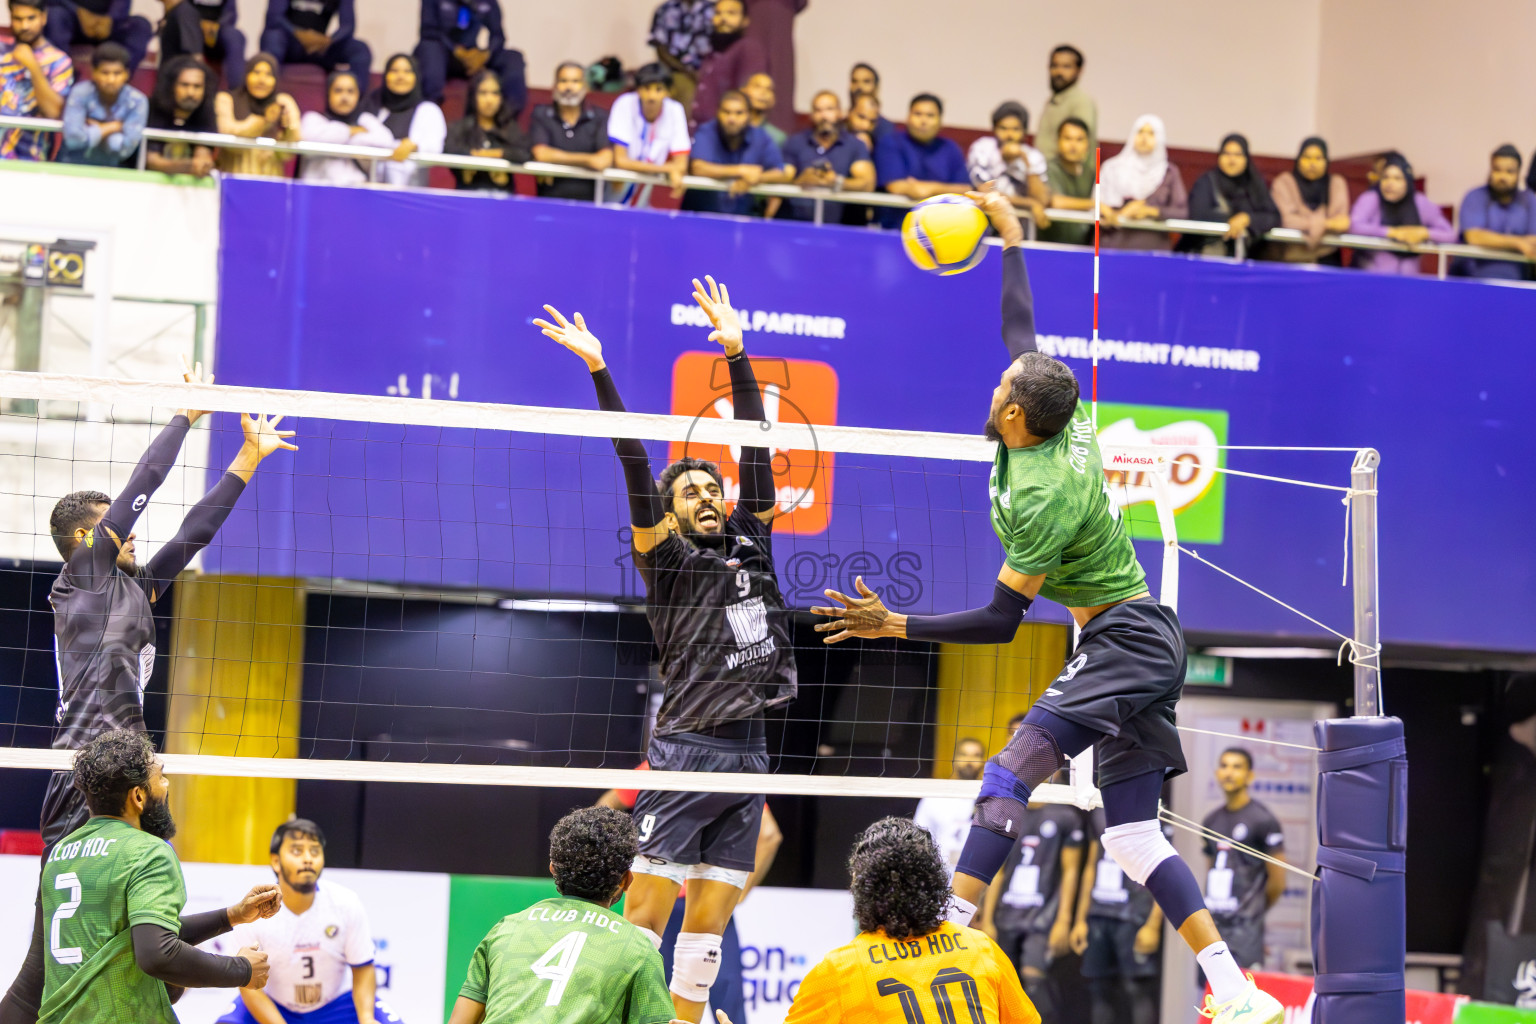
1034, 45, 1096, 165
1042, 116, 1094, 246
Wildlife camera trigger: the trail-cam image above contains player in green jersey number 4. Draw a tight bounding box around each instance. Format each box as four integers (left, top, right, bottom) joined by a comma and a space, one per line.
38, 730, 282, 1024
449, 808, 674, 1024
812, 185, 1286, 1024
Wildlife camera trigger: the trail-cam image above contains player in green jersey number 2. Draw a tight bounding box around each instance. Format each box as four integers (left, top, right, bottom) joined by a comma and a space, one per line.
38, 730, 282, 1024
449, 808, 674, 1024
812, 185, 1286, 1024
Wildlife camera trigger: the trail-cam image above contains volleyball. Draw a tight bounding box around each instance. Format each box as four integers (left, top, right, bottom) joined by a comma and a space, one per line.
900, 195, 989, 275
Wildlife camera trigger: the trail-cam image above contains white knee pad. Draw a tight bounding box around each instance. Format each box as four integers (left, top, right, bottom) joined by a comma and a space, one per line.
1100, 819, 1178, 885
630, 854, 689, 885
686, 863, 751, 888
669, 931, 725, 1001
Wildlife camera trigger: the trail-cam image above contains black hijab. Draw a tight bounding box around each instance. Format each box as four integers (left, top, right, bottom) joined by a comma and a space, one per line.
1293, 136, 1331, 210
1212, 133, 1272, 213
1375, 152, 1421, 227
364, 53, 423, 139
229, 52, 280, 121
323, 70, 362, 126
148, 55, 215, 133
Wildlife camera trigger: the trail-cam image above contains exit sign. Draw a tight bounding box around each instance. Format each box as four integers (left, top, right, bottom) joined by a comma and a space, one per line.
1186, 653, 1233, 686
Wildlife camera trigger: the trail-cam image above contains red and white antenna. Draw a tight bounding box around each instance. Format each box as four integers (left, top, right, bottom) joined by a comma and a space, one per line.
1092, 145, 1102, 428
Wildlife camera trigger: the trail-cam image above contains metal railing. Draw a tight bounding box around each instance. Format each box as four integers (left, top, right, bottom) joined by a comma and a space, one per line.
4, 113, 1531, 277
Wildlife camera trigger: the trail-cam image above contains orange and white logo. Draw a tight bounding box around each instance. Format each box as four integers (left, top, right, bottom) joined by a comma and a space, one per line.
668, 352, 838, 535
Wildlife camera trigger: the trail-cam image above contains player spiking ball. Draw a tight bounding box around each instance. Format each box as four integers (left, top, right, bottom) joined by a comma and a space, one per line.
534, 277, 796, 1024
811, 184, 1285, 1024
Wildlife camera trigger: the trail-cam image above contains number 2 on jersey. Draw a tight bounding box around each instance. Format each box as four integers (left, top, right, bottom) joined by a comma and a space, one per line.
50, 872, 83, 965
530, 931, 588, 1006
877, 968, 984, 1024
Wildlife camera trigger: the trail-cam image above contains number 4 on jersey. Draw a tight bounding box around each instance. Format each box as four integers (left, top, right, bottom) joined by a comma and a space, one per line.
530, 931, 588, 1006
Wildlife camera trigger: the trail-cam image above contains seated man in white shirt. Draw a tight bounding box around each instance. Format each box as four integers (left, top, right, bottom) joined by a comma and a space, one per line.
967, 101, 1051, 228
607, 61, 692, 207
218, 819, 403, 1024
913, 737, 988, 871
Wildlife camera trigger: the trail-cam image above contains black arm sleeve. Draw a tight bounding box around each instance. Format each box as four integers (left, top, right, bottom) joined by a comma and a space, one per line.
1000, 247, 1038, 360
142, 471, 247, 601
71, 416, 192, 586
177, 907, 233, 947
131, 923, 252, 989
591, 368, 664, 529
727, 353, 776, 516
905, 580, 1031, 645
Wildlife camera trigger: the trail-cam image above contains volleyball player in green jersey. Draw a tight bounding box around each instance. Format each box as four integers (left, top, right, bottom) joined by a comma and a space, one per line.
38, 730, 279, 1024
813, 185, 1285, 1024
448, 808, 673, 1024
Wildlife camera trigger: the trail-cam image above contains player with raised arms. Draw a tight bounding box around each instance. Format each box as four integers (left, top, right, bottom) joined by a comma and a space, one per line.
1, 362, 296, 1024
534, 277, 795, 1024
811, 185, 1285, 1024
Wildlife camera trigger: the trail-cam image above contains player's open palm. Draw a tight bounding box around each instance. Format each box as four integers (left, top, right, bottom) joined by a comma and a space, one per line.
691, 275, 744, 356
177, 354, 215, 425
812, 576, 892, 642
534, 305, 605, 371
241, 412, 298, 461
238, 945, 270, 988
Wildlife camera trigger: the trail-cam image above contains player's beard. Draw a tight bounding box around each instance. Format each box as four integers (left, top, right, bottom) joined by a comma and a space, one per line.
283, 867, 319, 894
140, 793, 177, 840
984, 414, 1003, 444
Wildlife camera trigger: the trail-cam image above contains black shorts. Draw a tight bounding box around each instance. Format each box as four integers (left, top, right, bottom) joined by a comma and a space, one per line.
630, 732, 768, 872
1080, 916, 1160, 980
1033, 599, 1188, 788
996, 927, 1051, 974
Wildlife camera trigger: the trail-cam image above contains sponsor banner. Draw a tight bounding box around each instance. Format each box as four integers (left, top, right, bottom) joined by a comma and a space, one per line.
732, 886, 856, 1024
1097, 401, 1227, 544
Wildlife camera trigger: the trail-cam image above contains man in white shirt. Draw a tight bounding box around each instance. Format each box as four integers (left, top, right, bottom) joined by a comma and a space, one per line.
607, 61, 692, 207
967, 101, 1051, 227
217, 819, 402, 1024
913, 737, 988, 870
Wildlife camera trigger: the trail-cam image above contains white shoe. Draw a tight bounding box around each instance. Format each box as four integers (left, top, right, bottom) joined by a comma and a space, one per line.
1198, 974, 1285, 1024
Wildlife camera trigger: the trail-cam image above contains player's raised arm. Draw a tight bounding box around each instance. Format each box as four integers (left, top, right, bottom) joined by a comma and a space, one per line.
534, 306, 668, 553
692, 276, 776, 523
968, 184, 1038, 360
812, 564, 1043, 645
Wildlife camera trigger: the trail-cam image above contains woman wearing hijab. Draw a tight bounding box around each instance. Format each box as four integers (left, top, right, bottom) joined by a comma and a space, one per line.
444, 68, 531, 193
1269, 136, 1351, 264
363, 53, 447, 189
1098, 115, 1188, 251
1178, 133, 1280, 258
145, 54, 216, 177
299, 70, 395, 187
1349, 152, 1456, 275
214, 52, 300, 177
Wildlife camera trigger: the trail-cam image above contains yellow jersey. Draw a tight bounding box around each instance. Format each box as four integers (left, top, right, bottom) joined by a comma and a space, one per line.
784, 923, 1039, 1024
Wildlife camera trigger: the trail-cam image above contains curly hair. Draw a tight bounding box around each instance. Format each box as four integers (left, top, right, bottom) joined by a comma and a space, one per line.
658, 457, 723, 517
49, 490, 110, 559
548, 807, 638, 903
850, 817, 950, 940
73, 730, 157, 816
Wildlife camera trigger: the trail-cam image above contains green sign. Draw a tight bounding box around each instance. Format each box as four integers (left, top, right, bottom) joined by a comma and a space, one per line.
1454, 1001, 1536, 1024
1096, 401, 1229, 544
1185, 653, 1234, 686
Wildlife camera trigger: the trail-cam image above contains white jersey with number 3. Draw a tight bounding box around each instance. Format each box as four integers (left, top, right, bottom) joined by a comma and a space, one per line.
230, 881, 376, 1013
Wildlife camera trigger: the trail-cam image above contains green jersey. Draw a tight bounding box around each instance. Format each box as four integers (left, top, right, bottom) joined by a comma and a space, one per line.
38, 817, 185, 1024
460, 895, 673, 1024
990, 400, 1148, 607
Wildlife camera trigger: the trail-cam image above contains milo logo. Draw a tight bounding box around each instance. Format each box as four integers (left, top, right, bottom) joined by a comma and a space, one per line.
1096, 402, 1228, 544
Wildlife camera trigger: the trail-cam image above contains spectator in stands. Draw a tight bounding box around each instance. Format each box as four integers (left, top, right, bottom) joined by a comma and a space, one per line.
156, 0, 243, 88
683, 88, 784, 216
1041, 116, 1094, 246
529, 61, 611, 202
298, 69, 391, 185
444, 68, 529, 192
606, 62, 690, 207
844, 92, 879, 152
1453, 145, 1536, 280
1035, 44, 1095, 165
778, 89, 873, 224
847, 61, 894, 146
742, 71, 783, 147
144, 54, 215, 175
1179, 133, 1280, 258
1098, 114, 1186, 251
874, 93, 969, 229
363, 52, 445, 188
215, 50, 298, 175
1366, 150, 1397, 187
259, 0, 369, 89
648, 0, 713, 114
742, 0, 802, 133
415, 0, 525, 113
58, 42, 143, 165
43, 0, 150, 74
967, 100, 1051, 226
1269, 136, 1350, 265
1349, 152, 1455, 275
0, 0, 73, 161
691, 0, 764, 128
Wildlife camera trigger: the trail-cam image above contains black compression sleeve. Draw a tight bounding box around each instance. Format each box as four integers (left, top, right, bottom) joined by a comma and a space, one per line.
74, 416, 192, 585
1000, 247, 1038, 360
142, 472, 247, 600
727, 353, 775, 516
177, 907, 233, 947
905, 580, 1031, 644
591, 368, 664, 529
131, 923, 251, 989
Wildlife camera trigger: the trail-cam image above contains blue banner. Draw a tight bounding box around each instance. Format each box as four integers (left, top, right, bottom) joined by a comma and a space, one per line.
210, 178, 1534, 653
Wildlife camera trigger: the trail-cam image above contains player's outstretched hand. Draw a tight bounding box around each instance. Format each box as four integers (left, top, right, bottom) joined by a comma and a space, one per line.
177, 354, 214, 426
238, 944, 270, 989
240, 412, 298, 462
811, 576, 894, 643
534, 305, 605, 372
965, 181, 1025, 249
227, 883, 282, 925
691, 276, 744, 357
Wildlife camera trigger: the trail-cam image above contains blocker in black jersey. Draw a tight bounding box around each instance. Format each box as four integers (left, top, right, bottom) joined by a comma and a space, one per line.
994, 804, 1086, 951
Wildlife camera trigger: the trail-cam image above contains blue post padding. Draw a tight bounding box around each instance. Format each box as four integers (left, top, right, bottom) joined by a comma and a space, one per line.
1312, 717, 1407, 1024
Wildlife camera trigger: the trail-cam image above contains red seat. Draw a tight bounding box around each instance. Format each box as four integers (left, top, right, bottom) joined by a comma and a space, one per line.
0, 830, 44, 856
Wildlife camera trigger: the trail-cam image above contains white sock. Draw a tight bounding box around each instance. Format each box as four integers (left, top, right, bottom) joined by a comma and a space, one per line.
943, 895, 978, 928
1196, 941, 1247, 1004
